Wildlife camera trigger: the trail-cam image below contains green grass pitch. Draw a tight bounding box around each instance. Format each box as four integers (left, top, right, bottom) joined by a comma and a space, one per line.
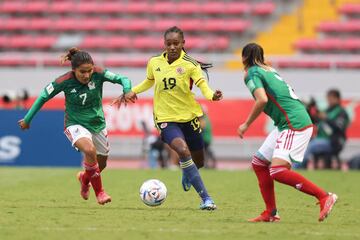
0, 168, 359, 240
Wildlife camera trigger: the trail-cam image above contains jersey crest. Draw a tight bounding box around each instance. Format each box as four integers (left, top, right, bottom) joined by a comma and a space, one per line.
88, 81, 95, 90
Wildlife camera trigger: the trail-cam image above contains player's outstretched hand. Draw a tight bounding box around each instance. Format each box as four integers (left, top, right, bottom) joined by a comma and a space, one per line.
237, 123, 249, 139
18, 119, 30, 130
111, 91, 138, 109
212, 90, 223, 101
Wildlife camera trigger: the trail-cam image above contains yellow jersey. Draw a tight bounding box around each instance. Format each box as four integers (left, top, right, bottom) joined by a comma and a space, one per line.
134, 50, 214, 123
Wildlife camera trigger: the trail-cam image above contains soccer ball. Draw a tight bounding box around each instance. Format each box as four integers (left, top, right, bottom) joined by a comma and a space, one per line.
139, 179, 167, 207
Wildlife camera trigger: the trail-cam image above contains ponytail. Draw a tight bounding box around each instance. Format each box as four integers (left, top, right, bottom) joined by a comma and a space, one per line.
60, 47, 93, 69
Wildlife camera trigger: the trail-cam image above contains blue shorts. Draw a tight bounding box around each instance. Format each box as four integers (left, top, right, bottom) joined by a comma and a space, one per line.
157, 118, 204, 151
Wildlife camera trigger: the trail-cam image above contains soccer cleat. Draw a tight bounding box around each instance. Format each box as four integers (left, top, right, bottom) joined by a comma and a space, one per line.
96, 191, 112, 205
181, 174, 192, 192
248, 210, 280, 222
77, 171, 90, 200
199, 198, 217, 210
318, 192, 338, 222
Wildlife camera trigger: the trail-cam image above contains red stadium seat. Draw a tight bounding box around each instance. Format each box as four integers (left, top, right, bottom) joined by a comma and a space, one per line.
23, 1, 49, 13
8, 35, 34, 48
177, 2, 200, 14
77, 18, 103, 31
295, 38, 360, 52
126, 2, 149, 14
4, 18, 29, 31
49, 1, 74, 13
107, 36, 132, 49
34, 36, 57, 49
154, 19, 178, 32
252, 2, 276, 15
204, 19, 250, 32
339, 3, 360, 15
0, 36, 9, 48
104, 57, 147, 67
203, 2, 226, 14
336, 61, 360, 69
133, 36, 163, 50
153, 2, 176, 14
179, 19, 202, 31
0, 1, 23, 13
317, 20, 360, 33
53, 18, 79, 31
276, 60, 331, 69
29, 18, 53, 31
226, 2, 251, 14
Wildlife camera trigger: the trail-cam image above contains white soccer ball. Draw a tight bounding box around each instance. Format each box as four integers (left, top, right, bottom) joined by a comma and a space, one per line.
139, 179, 167, 207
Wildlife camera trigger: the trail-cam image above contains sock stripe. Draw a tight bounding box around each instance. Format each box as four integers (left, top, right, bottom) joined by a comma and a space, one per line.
180, 159, 194, 168
252, 156, 269, 167
84, 162, 99, 171
269, 167, 287, 176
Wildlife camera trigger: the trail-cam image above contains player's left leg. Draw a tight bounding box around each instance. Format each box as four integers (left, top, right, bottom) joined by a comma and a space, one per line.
269, 128, 337, 221
92, 128, 110, 172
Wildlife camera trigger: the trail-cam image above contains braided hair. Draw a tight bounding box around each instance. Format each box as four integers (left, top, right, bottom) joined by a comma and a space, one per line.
60, 47, 94, 69
164, 26, 213, 80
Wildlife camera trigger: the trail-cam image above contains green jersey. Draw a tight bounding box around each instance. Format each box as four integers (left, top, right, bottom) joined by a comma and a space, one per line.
24, 67, 131, 133
245, 65, 312, 131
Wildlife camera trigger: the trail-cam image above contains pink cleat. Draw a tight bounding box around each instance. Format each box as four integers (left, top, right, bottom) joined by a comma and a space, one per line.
318, 192, 338, 222
96, 191, 112, 205
77, 171, 90, 200
248, 210, 280, 223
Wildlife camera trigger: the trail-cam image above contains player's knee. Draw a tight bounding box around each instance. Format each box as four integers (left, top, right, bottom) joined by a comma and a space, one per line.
252, 152, 269, 168
174, 145, 191, 159
82, 145, 97, 159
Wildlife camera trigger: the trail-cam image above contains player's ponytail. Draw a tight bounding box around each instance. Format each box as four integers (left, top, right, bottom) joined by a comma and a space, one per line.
242, 43, 270, 71
60, 47, 94, 69
164, 26, 213, 81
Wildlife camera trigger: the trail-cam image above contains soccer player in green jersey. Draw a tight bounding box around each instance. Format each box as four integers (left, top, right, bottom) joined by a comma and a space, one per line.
18, 47, 132, 205
238, 43, 337, 222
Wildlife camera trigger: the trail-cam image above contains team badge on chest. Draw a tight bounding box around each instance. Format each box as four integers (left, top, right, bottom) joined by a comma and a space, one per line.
88, 81, 95, 90
176, 67, 185, 75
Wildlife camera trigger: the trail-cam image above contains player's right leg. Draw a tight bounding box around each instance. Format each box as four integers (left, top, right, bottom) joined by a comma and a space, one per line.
65, 125, 111, 205
248, 129, 280, 222
158, 122, 216, 210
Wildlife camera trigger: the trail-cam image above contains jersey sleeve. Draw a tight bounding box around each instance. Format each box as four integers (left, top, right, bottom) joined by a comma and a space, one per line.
146, 59, 154, 80
103, 69, 132, 93
23, 81, 63, 124
245, 71, 264, 95
191, 64, 205, 86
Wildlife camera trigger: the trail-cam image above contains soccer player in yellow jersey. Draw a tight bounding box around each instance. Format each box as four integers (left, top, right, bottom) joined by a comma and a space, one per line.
113, 26, 223, 210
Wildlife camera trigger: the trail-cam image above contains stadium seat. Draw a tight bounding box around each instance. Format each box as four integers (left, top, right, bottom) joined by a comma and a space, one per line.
0, 1, 23, 13
177, 2, 200, 14
252, 2, 276, 16
338, 3, 360, 16
23, 1, 49, 13
4, 18, 29, 31
276, 60, 331, 69
153, 2, 176, 14
33, 35, 57, 49
133, 36, 163, 50
317, 20, 360, 33
226, 2, 250, 14
295, 38, 360, 52
336, 61, 360, 69
104, 57, 147, 67
29, 18, 53, 31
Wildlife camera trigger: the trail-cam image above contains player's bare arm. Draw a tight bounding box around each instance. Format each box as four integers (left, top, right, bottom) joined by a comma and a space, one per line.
237, 88, 267, 138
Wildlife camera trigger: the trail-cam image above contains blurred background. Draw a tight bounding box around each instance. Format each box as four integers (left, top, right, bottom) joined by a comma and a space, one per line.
1, 0, 360, 170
